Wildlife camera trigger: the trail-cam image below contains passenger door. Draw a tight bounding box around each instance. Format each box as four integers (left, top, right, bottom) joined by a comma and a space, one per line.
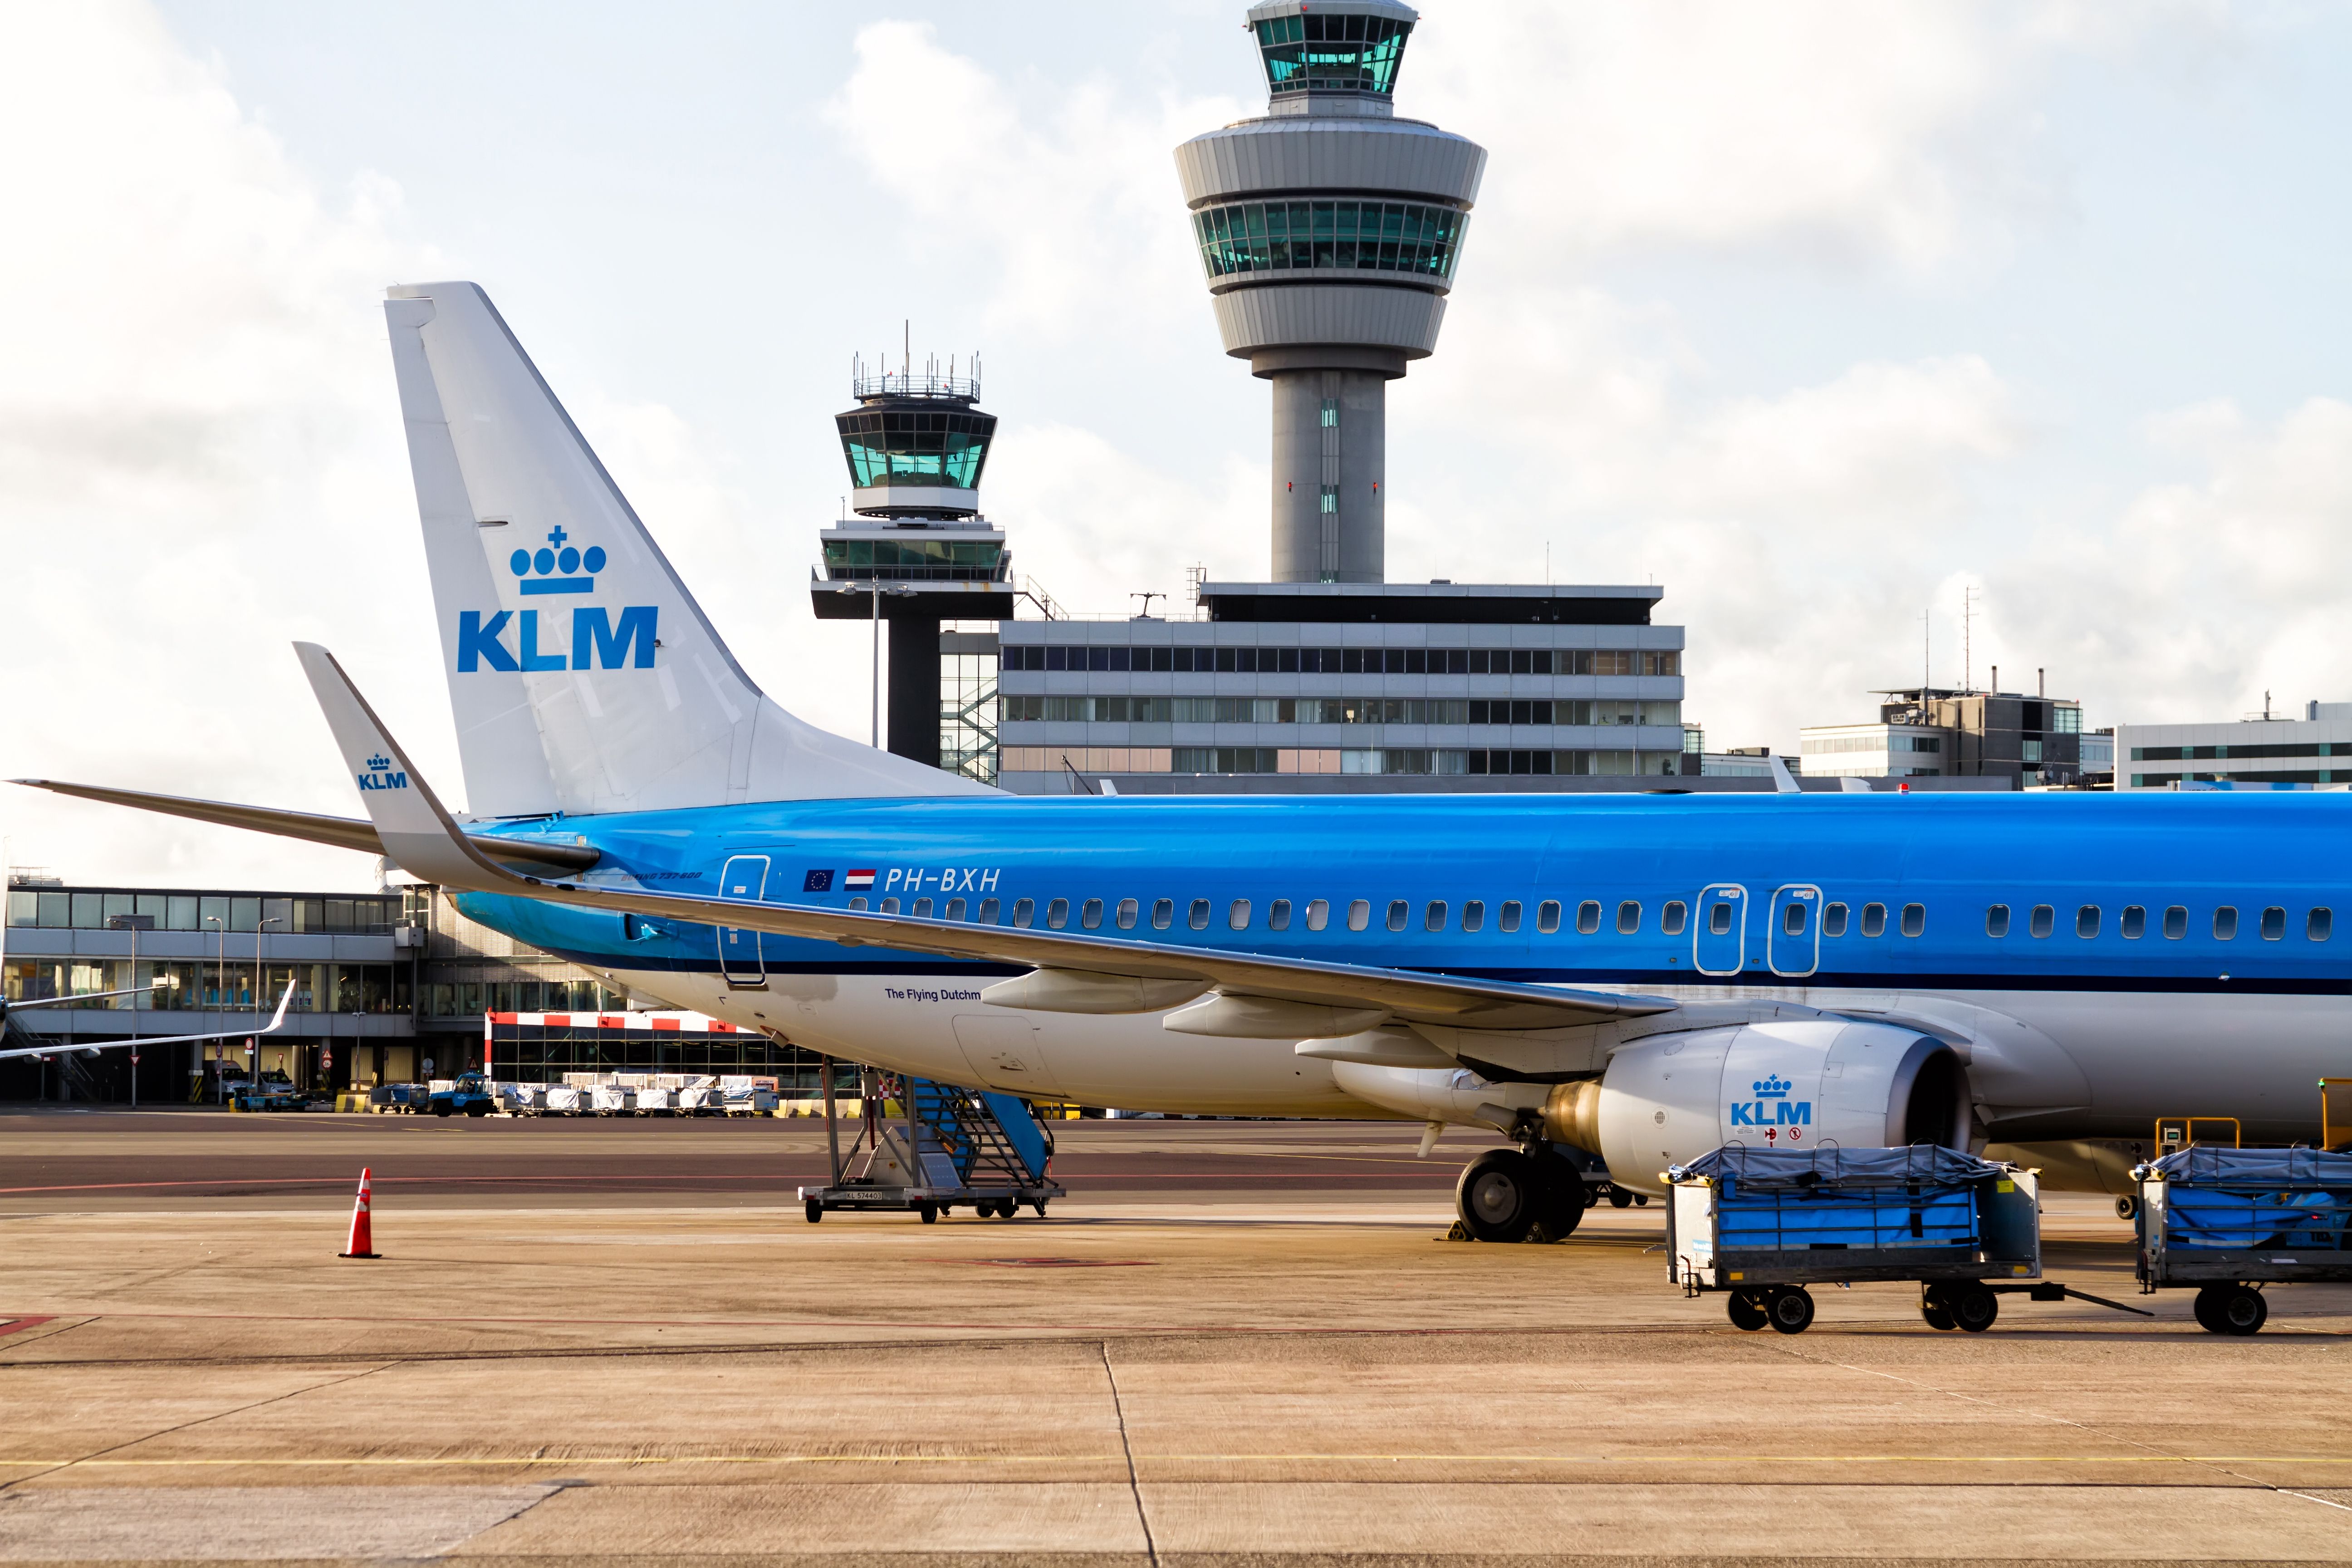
716, 854, 769, 988
1767, 885, 1822, 978
1693, 884, 1747, 976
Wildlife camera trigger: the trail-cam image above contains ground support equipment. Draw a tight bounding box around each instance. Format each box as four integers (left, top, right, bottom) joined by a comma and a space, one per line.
798, 1061, 1064, 1224
1668, 1144, 2149, 1335
2133, 1145, 2352, 1335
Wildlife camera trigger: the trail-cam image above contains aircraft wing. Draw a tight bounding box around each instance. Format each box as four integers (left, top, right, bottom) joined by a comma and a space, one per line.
296, 643, 1675, 1033
0, 984, 297, 1062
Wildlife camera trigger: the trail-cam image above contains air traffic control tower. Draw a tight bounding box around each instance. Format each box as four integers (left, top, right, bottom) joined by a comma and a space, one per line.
1176, 0, 1484, 583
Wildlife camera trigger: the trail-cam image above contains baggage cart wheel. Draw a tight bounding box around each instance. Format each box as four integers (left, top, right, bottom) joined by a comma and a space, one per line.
804, 1199, 823, 1225
1726, 1291, 1769, 1332
1608, 1186, 1633, 1210
1919, 1285, 1957, 1332
2114, 1196, 2137, 1220
2209, 1284, 2267, 1336
2192, 1286, 2223, 1332
1455, 1149, 1542, 1243
919, 1203, 939, 1225
1949, 1284, 1999, 1333
1766, 1288, 1814, 1334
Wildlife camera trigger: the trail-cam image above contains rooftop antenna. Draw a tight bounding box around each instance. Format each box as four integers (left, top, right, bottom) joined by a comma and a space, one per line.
1921, 608, 1931, 696
1131, 591, 1165, 618
903, 319, 910, 381
1961, 585, 1975, 694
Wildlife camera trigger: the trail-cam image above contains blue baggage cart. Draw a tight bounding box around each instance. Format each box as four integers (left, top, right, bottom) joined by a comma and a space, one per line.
2133, 1146, 2352, 1335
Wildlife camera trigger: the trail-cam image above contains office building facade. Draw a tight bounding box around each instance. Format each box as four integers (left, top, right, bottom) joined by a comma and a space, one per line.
2118, 701, 2352, 789
1801, 686, 2084, 788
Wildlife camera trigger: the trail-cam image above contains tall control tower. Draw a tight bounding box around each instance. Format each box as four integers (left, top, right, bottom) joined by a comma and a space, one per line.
1176, 0, 1485, 583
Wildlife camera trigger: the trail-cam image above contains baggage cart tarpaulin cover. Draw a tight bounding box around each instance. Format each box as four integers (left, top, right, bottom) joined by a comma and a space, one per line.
1675, 1145, 2009, 1190
2141, 1147, 2352, 1253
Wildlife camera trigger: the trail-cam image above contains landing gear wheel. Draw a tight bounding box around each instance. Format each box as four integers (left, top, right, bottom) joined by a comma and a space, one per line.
1920, 1285, 1957, 1331
918, 1203, 938, 1224
2210, 1284, 2267, 1335
2115, 1195, 2139, 1220
1633, 1193, 1649, 1207
1949, 1284, 1999, 1333
1455, 1149, 1541, 1243
1531, 1168, 1586, 1242
1608, 1186, 1633, 1210
1766, 1288, 1815, 1335
1727, 1291, 1769, 1332
804, 1199, 823, 1225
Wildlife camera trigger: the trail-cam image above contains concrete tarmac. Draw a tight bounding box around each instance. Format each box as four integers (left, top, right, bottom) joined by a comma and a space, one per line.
2, 1109, 2349, 1565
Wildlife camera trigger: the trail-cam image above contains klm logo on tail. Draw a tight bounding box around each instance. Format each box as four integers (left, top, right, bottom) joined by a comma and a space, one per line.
1729, 1073, 1811, 1129
357, 754, 408, 792
458, 527, 657, 673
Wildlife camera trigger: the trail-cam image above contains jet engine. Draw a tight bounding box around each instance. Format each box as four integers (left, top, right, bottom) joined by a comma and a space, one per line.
1543, 1018, 1972, 1195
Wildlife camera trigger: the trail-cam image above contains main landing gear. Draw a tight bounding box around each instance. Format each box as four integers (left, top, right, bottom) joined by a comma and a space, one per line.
1454, 1145, 1591, 1243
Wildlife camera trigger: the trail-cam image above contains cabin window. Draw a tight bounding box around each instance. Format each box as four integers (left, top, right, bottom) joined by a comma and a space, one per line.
1078, 898, 1100, 930
1307, 898, 1330, 931
1424, 900, 1448, 932
1229, 899, 1252, 931
1152, 898, 1173, 930
1900, 903, 1925, 938
1985, 905, 2010, 938
1619, 901, 1642, 935
881, 897, 901, 916
1499, 900, 1522, 933
2120, 905, 2145, 939
1462, 900, 1485, 933
1820, 902, 1845, 937
1662, 900, 1688, 936
2310, 907, 2333, 941
2163, 905, 2187, 940
2029, 904, 2054, 939
1709, 900, 1734, 936
912, 898, 933, 918
1269, 899, 1292, 931
1537, 900, 1562, 934
1576, 901, 1601, 935
2214, 906, 2238, 941
1860, 902, 1887, 937
1347, 899, 1371, 931
978, 897, 1000, 925
847, 898, 867, 913
1189, 898, 1211, 931
946, 898, 965, 921
1047, 898, 1069, 930
1013, 897, 1034, 927
1783, 902, 1807, 936
2076, 905, 2099, 938
2260, 906, 2286, 941
1116, 897, 1137, 930
1387, 899, 1409, 932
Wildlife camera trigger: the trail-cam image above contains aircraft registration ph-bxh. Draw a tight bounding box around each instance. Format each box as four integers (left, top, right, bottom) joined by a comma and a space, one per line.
20, 282, 2348, 1239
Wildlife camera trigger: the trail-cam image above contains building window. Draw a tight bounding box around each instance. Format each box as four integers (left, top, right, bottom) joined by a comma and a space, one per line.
1662, 900, 1688, 936
1152, 898, 1173, 931
1047, 898, 1069, 931
1821, 902, 1847, 937
1386, 900, 1408, 932
2260, 906, 2286, 941
1985, 905, 2010, 938
2214, 906, 2238, 941
1082, 898, 1103, 931
1900, 903, 1925, 938
2163, 905, 2187, 940
1462, 900, 1485, 933
1189, 899, 1211, 931
1860, 903, 1887, 938
1194, 196, 1464, 284
1347, 899, 1370, 932
2077, 905, 2099, 939
1014, 898, 1034, 928
1499, 901, 1522, 933
1536, 900, 1562, 934
2120, 905, 2145, 939
2029, 905, 2054, 939
1229, 899, 1251, 931
1116, 898, 1137, 930
2310, 907, 2333, 941
1269, 899, 1291, 932
1307, 898, 1330, 932
1424, 901, 1447, 932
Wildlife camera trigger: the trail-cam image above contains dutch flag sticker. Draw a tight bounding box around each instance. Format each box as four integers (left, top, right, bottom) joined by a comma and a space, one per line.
844, 869, 876, 890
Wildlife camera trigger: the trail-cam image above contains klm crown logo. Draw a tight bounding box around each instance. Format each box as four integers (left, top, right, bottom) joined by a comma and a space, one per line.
1752, 1074, 1792, 1099
1730, 1069, 1811, 1129
356, 753, 408, 792
366, 754, 391, 771
510, 525, 607, 596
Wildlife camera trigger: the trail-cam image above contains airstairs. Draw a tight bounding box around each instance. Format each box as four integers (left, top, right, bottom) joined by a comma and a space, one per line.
799, 1065, 1063, 1224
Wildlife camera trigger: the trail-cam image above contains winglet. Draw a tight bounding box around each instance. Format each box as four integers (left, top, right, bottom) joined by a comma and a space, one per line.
1768, 755, 1802, 794
294, 643, 521, 893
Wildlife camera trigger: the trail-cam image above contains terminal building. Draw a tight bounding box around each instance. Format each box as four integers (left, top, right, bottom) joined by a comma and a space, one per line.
2117, 701, 2352, 789
1800, 679, 2086, 789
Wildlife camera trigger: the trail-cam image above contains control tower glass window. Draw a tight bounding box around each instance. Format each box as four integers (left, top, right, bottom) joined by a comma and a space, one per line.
820, 537, 1005, 582
1256, 13, 1411, 95
837, 409, 996, 490
1194, 201, 1466, 281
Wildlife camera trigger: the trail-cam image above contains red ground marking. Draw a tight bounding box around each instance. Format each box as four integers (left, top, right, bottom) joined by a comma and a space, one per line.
947, 1259, 1159, 1268
0, 1316, 57, 1336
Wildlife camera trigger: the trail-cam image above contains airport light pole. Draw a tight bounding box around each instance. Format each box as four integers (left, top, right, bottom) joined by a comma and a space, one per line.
255, 917, 282, 1085
106, 914, 157, 1108
203, 916, 224, 1100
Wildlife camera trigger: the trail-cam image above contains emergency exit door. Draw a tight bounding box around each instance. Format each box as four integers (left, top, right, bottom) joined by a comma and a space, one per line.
717, 854, 770, 988
1693, 884, 1747, 976
1768, 885, 1822, 977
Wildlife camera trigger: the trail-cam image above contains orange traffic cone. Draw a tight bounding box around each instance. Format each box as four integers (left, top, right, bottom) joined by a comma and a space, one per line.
339, 1167, 381, 1259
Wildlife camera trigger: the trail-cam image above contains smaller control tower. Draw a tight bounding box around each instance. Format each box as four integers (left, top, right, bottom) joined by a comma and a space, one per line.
810, 355, 1015, 778
1176, 0, 1485, 583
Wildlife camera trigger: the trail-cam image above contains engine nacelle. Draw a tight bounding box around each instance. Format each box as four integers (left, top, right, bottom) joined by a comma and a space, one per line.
1544, 1019, 1971, 1195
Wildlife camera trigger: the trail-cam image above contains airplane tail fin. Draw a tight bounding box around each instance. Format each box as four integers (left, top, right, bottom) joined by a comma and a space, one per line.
382, 281, 987, 818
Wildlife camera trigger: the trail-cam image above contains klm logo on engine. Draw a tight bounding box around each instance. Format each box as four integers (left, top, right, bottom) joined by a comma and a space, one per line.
458, 526, 657, 673
1729, 1073, 1811, 1128
356, 753, 408, 792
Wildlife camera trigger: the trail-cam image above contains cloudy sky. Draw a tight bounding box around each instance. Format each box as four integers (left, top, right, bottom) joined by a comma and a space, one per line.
4, 1, 2350, 889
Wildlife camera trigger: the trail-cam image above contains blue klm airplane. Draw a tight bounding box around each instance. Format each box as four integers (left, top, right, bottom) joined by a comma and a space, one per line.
21, 283, 2349, 1243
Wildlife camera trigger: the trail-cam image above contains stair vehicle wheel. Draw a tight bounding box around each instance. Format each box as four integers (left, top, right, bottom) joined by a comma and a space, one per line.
804, 1199, 823, 1225
1766, 1288, 1815, 1335
1949, 1284, 1999, 1333
2115, 1195, 2138, 1220
2214, 1284, 2267, 1336
1726, 1291, 1768, 1332
918, 1203, 938, 1224
1608, 1186, 1633, 1210
1031, 1200, 1049, 1218
994, 1200, 1017, 1220
1455, 1149, 1542, 1244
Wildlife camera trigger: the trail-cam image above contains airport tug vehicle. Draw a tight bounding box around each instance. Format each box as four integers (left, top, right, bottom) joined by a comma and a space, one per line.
1668, 1145, 2147, 1334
